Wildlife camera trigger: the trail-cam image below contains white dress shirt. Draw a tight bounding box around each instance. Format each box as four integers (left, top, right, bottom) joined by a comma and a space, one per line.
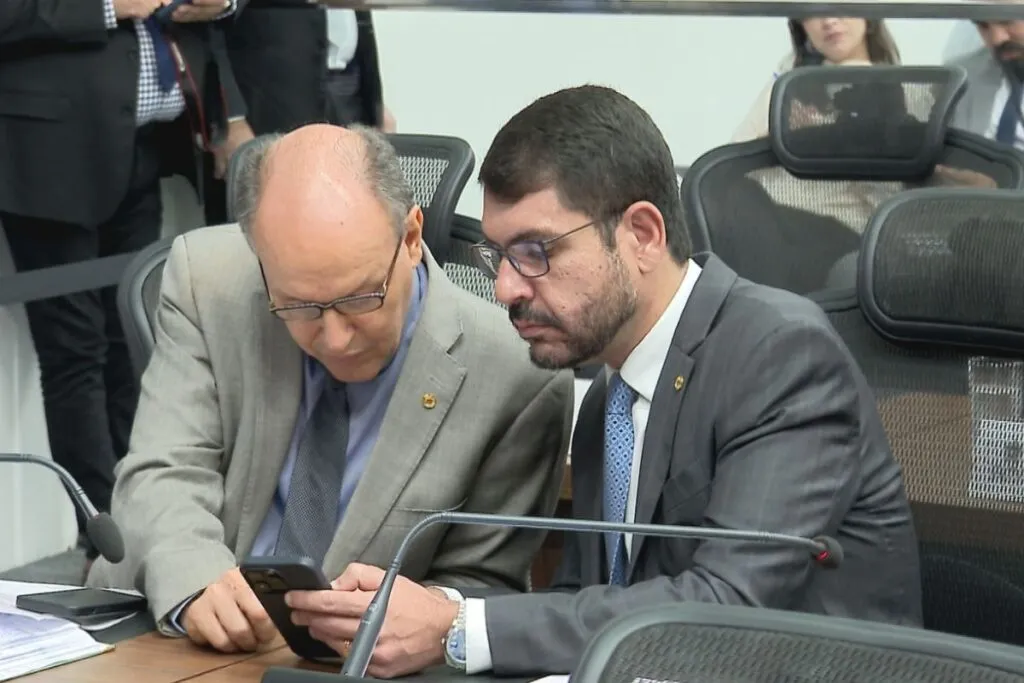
987, 77, 1024, 149
462, 259, 704, 674
326, 9, 359, 71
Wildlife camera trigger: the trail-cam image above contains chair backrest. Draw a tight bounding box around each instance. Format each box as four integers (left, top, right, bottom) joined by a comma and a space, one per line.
116, 236, 175, 380
681, 65, 1024, 297
225, 132, 474, 265
573, 603, 1024, 683
825, 188, 1024, 646
444, 213, 500, 307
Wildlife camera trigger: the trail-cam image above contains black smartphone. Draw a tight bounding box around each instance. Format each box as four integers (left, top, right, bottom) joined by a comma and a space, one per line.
16, 588, 147, 620
240, 556, 340, 662
153, 0, 193, 23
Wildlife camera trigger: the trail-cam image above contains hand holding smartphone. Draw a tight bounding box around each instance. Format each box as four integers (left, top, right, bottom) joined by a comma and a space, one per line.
153, 0, 193, 23
240, 557, 340, 661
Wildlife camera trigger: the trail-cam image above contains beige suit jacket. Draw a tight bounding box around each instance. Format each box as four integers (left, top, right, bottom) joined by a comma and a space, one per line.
87, 225, 573, 625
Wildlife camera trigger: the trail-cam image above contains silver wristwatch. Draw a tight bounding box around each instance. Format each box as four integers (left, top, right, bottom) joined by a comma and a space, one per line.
441, 596, 467, 671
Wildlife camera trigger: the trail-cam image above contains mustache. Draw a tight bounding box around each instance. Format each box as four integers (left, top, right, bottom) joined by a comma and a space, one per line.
995, 40, 1024, 71
508, 301, 561, 329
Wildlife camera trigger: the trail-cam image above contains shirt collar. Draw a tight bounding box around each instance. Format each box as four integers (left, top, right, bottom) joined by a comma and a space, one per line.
619, 259, 702, 403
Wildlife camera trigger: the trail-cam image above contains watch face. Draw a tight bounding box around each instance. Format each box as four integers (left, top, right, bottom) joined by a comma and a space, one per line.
446, 629, 466, 664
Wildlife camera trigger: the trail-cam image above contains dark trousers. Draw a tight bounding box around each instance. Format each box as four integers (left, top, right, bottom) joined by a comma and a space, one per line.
324, 63, 365, 127
1, 125, 164, 525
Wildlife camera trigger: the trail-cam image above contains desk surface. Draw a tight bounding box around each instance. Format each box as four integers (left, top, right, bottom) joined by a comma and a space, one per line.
21, 632, 526, 683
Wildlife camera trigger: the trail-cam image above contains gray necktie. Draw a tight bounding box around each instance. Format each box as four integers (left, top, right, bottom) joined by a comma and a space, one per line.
275, 378, 350, 566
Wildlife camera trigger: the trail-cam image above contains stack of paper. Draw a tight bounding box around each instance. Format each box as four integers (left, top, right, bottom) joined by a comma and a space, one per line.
0, 581, 114, 681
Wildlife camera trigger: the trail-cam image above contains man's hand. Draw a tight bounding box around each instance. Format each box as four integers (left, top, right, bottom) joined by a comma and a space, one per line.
114, 0, 167, 20
286, 563, 459, 679
172, 0, 232, 23
212, 118, 256, 180
181, 567, 278, 653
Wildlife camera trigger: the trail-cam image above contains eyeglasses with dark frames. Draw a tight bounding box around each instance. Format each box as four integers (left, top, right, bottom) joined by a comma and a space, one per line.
261, 239, 403, 321
470, 218, 600, 279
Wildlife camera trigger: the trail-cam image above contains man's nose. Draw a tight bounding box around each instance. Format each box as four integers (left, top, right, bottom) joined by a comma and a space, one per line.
493, 259, 533, 308
319, 309, 356, 351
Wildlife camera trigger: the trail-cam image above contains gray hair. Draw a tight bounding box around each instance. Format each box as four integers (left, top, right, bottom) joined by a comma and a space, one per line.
232, 125, 415, 247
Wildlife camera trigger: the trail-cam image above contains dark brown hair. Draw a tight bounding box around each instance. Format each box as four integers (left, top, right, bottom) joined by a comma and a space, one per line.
788, 18, 901, 67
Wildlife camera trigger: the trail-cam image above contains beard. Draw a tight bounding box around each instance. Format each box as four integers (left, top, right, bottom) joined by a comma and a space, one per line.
509, 251, 638, 370
995, 40, 1024, 84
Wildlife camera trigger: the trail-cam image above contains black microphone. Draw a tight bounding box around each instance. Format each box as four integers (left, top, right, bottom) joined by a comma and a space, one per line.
261, 511, 842, 683
0, 452, 125, 564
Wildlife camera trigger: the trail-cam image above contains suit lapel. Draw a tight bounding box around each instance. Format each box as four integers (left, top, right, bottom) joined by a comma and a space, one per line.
236, 290, 304, 556
627, 254, 737, 575
322, 254, 466, 576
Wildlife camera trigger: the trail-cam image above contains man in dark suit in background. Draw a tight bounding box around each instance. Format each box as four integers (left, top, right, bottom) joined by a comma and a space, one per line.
283, 85, 922, 678
197, 2, 391, 224
0, 0, 246, 553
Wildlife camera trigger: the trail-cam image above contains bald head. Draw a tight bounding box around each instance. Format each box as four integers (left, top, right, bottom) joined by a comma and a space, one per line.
236, 123, 425, 384
233, 123, 414, 248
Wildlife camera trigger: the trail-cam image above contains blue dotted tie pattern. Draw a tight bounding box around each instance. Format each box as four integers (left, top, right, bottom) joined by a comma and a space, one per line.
603, 373, 636, 586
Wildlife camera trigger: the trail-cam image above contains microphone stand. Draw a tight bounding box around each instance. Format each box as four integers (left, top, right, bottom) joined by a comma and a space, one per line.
261, 511, 841, 683
0, 452, 126, 563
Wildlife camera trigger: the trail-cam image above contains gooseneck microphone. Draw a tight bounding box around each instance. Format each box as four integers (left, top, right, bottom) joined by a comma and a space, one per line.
0, 453, 125, 563
261, 510, 842, 683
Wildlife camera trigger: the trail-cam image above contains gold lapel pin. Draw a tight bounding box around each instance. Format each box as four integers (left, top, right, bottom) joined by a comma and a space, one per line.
422, 393, 437, 409
674, 376, 685, 391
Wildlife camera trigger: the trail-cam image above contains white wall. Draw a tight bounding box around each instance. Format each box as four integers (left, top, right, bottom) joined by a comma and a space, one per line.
0, 13, 985, 572
374, 13, 978, 217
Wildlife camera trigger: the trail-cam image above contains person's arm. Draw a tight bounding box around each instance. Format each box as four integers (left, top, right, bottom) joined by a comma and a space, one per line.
107, 235, 238, 625
424, 370, 573, 592
481, 321, 866, 675
0, 0, 110, 45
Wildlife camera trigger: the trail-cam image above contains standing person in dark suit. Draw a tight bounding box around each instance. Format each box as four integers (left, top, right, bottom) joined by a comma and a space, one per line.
282, 85, 922, 679
0, 0, 247, 554
200, 2, 391, 224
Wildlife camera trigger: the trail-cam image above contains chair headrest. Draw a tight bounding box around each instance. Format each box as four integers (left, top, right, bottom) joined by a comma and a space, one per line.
859, 188, 1024, 354
768, 65, 968, 181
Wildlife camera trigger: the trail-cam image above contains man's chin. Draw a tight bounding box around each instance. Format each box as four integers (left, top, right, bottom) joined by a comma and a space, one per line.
527, 340, 580, 371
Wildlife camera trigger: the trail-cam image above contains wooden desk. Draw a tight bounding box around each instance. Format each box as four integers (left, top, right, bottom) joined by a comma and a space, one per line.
19, 634, 507, 683
19, 633, 279, 683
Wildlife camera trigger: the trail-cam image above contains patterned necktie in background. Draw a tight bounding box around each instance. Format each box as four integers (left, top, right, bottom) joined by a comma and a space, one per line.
275, 379, 351, 566
143, 17, 178, 93
603, 373, 637, 586
996, 80, 1023, 146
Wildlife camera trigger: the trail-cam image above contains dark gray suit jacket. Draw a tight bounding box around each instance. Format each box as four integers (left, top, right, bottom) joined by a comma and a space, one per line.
483, 254, 922, 675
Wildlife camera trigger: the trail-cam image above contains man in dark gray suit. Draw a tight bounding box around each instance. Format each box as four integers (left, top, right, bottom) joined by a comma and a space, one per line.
285, 85, 923, 678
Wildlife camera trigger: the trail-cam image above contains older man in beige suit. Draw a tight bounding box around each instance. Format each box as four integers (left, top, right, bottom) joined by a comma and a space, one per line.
86, 124, 572, 655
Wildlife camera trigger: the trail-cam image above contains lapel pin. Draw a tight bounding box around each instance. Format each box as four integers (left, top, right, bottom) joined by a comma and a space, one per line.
422, 393, 437, 409
674, 376, 685, 391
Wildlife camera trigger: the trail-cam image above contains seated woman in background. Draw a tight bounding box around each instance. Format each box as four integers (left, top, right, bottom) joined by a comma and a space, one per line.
733, 17, 901, 142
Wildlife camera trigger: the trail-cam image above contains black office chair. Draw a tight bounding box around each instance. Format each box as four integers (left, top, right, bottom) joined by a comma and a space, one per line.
681, 65, 1024, 297
445, 213, 499, 306
225, 132, 474, 265
572, 603, 1024, 683
116, 236, 175, 381
823, 188, 1024, 646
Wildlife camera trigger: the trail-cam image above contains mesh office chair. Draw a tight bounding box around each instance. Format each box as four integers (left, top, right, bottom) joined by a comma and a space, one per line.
824, 188, 1024, 646
572, 603, 1024, 683
225, 132, 474, 265
445, 213, 499, 306
116, 237, 174, 381
681, 65, 1024, 297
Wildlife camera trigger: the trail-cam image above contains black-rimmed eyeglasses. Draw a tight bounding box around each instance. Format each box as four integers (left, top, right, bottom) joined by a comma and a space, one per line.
262, 239, 403, 321
470, 218, 599, 279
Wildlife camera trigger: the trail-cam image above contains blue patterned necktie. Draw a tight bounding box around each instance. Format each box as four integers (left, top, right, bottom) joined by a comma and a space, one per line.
603, 373, 637, 586
144, 17, 178, 93
996, 80, 1023, 146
